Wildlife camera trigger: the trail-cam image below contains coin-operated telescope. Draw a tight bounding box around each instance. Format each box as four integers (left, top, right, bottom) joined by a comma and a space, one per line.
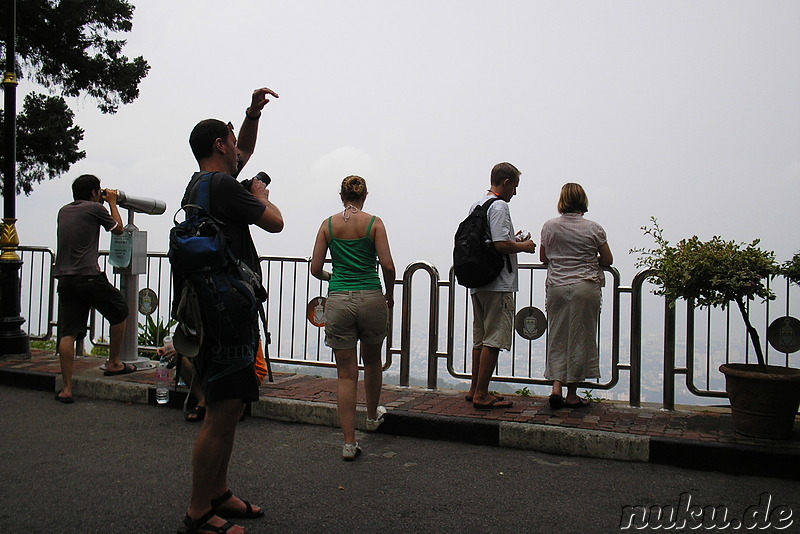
109, 191, 167, 273
117, 191, 167, 215
107, 191, 167, 368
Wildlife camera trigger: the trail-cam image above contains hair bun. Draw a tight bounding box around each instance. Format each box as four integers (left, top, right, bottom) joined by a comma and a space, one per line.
341, 175, 368, 200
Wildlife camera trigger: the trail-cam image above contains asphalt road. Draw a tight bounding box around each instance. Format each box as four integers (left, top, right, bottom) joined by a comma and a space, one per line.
1, 385, 798, 533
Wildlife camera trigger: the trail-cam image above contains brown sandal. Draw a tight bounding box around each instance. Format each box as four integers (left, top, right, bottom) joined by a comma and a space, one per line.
185, 405, 205, 423
177, 509, 236, 533
211, 489, 264, 519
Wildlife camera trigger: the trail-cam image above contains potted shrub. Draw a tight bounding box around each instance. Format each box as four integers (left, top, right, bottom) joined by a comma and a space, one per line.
634, 219, 800, 439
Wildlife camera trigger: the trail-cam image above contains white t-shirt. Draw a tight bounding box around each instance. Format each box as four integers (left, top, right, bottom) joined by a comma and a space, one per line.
468, 193, 518, 294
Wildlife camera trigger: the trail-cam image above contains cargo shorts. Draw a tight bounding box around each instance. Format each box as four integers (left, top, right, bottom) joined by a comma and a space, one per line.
324, 290, 388, 350
471, 291, 515, 351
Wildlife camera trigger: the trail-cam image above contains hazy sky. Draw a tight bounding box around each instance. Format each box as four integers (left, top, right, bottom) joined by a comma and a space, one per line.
15, 0, 800, 284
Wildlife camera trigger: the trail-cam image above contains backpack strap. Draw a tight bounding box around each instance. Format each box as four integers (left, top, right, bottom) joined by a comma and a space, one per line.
480, 197, 512, 273
184, 172, 217, 213
480, 196, 503, 210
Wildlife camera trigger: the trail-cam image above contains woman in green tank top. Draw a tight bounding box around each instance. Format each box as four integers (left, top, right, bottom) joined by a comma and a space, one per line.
311, 175, 396, 461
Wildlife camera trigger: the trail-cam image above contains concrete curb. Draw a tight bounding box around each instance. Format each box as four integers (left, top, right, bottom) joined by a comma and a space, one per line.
499, 421, 650, 462
252, 397, 339, 427
58, 374, 151, 404
650, 436, 800, 480
379, 411, 500, 446
0, 367, 55, 391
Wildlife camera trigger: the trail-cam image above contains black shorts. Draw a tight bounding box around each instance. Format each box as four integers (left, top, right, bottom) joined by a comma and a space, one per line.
195, 339, 261, 404
57, 274, 129, 340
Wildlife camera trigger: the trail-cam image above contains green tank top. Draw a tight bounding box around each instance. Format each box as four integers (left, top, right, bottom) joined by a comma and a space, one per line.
327, 215, 382, 291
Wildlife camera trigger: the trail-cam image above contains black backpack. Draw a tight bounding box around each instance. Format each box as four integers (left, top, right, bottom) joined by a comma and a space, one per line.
168, 172, 267, 360
453, 197, 511, 288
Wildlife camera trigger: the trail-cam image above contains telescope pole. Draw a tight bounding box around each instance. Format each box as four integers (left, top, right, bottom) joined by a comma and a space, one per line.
1, 0, 30, 359
112, 210, 155, 370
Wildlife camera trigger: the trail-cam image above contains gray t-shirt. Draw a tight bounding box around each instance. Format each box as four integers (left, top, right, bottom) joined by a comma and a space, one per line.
469, 193, 518, 294
540, 212, 607, 287
54, 200, 118, 277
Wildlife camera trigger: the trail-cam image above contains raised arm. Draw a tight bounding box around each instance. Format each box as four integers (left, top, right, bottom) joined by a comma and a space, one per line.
103, 189, 125, 235
237, 87, 280, 168
372, 217, 396, 308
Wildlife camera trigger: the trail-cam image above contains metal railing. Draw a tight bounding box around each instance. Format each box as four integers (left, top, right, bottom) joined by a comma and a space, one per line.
402, 261, 625, 392
658, 275, 799, 409
16, 246, 800, 409
258, 255, 398, 372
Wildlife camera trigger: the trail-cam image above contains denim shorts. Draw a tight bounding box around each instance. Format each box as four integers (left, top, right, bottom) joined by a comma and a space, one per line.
324, 290, 388, 350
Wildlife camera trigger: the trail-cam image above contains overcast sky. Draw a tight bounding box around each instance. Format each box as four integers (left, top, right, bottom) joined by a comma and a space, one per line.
15, 0, 800, 284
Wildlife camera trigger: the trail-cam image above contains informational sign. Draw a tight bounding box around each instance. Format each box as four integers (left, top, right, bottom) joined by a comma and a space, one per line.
138, 288, 158, 316
307, 296, 327, 327
767, 316, 800, 354
514, 306, 547, 340
109, 231, 132, 268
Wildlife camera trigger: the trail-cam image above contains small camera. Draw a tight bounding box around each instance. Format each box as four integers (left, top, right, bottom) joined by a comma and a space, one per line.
241, 171, 272, 190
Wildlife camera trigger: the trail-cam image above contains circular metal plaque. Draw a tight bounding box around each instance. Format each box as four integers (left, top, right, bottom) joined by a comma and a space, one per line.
514, 306, 547, 340
138, 288, 158, 316
767, 315, 800, 354
307, 296, 327, 327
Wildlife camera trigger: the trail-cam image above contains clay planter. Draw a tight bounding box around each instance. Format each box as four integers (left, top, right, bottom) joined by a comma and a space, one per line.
720, 363, 800, 440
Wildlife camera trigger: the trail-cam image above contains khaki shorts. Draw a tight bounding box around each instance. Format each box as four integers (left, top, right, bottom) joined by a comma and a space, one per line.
324, 290, 388, 350
471, 291, 514, 350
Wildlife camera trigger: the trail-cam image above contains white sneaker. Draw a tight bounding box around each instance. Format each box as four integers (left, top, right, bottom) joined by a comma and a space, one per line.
342, 442, 362, 461
365, 405, 387, 432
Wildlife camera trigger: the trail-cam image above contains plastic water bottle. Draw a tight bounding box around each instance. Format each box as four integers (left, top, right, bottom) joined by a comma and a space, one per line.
155, 351, 170, 405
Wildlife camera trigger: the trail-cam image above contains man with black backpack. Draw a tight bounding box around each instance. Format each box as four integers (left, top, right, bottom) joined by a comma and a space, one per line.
463, 162, 536, 410
176, 88, 283, 534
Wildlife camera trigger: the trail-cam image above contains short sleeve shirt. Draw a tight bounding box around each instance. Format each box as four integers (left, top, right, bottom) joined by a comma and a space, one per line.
540, 213, 607, 287
183, 172, 266, 275
469, 193, 518, 294
54, 200, 119, 277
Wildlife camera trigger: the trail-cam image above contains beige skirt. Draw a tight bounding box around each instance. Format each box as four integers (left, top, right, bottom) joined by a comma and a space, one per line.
544, 280, 601, 383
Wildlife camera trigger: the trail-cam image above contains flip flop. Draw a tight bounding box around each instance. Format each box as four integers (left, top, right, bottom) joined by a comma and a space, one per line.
55, 390, 74, 404
473, 398, 514, 410
548, 394, 564, 409
103, 363, 138, 376
211, 489, 264, 519
564, 398, 591, 408
465, 395, 504, 402
185, 405, 206, 423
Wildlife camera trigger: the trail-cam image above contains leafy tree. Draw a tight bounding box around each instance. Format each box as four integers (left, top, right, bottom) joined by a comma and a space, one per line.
0, 0, 149, 195
633, 217, 780, 371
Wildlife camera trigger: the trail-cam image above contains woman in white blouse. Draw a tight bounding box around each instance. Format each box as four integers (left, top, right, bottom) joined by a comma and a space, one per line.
539, 183, 613, 409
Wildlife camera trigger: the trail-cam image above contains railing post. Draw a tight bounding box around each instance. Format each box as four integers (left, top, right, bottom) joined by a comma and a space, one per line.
400, 262, 440, 389
400, 271, 412, 387
629, 270, 652, 408
663, 298, 676, 410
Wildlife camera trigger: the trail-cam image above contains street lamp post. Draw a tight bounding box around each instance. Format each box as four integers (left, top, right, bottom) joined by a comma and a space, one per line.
1, 0, 30, 359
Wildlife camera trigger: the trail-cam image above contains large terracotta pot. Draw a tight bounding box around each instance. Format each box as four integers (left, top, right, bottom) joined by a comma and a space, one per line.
719, 363, 800, 440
